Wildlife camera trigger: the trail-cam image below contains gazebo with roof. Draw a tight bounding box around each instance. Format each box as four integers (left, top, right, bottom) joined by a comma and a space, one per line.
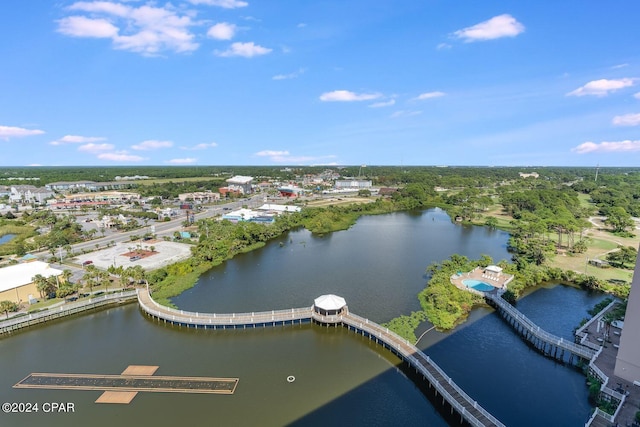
313, 294, 347, 316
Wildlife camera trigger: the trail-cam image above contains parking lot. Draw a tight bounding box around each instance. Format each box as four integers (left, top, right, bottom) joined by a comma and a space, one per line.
74, 241, 192, 271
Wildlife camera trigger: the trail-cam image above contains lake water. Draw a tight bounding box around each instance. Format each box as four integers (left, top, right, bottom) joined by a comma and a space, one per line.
0, 233, 16, 245
0, 209, 605, 426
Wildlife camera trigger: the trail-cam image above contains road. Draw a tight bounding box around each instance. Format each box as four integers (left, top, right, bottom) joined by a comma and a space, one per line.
68, 195, 265, 252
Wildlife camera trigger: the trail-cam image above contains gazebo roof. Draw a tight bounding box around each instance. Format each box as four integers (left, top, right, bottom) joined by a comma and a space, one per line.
314, 294, 346, 311
485, 265, 503, 273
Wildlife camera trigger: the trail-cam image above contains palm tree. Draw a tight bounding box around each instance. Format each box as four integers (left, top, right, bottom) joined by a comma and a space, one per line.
0, 300, 18, 319
82, 265, 98, 293
61, 269, 73, 284
32, 274, 50, 299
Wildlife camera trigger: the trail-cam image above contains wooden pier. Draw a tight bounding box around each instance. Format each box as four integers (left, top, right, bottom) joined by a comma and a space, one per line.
0, 290, 137, 336
485, 293, 596, 363
138, 288, 505, 427
15, 365, 238, 404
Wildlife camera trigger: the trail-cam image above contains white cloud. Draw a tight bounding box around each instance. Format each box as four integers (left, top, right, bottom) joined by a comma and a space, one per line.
207, 22, 236, 40
297, 23, 307, 28
255, 150, 337, 164
611, 63, 629, 69
414, 91, 445, 100
272, 68, 305, 80
453, 14, 525, 42
572, 140, 640, 154
188, 0, 248, 8
319, 90, 382, 102
50, 135, 106, 145
181, 142, 218, 150
57, 16, 119, 38
78, 143, 115, 153
255, 150, 290, 157
28, 164, 43, 167
567, 78, 635, 97
436, 43, 451, 50
0, 125, 45, 140
215, 42, 272, 57
612, 113, 640, 126
131, 140, 173, 150
98, 151, 146, 162
634, 92, 640, 100
166, 158, 197, 164
59, 2, 199, 55
369, 99, 396, 108
390, 110, 422, 118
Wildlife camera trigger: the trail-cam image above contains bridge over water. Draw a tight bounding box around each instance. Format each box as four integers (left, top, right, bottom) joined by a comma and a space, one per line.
138, 288, 505, 427
485, 293, 596, 363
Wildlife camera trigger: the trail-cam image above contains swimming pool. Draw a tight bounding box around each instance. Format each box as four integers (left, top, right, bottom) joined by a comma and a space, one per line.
462, 279, 495, 292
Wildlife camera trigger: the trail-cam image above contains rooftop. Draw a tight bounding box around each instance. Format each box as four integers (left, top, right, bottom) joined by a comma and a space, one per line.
0, 261, 63, 293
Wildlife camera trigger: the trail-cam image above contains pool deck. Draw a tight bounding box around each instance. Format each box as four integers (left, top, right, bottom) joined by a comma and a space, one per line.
451, 267, 513, 292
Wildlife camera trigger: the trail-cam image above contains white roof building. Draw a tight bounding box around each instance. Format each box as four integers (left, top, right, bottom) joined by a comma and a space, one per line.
0, 261, 63, 294
225, 176, 254, 194
314, 294, 347, 315
258, 204, 301, 213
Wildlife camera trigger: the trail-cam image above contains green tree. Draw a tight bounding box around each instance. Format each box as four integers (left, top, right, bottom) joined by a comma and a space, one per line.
605, 207, 634, 233
0, 300, 18, 319
485, 216, 498, 229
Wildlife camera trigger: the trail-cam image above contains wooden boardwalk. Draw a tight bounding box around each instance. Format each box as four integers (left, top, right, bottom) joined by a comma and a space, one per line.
0, 290, 137, 336
138, 288, 505, 427
485, 294, 596, 361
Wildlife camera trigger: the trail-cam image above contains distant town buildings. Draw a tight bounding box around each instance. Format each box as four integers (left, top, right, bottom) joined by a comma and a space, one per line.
220, 176, 254, 196
178, 191, 220, 203
334, 180, 372, 190
9, 185, 54, 204
45, 180, 135, 192
114, 175, 149, 181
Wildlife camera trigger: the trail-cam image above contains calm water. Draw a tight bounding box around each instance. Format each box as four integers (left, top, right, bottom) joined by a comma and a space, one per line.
174, 208, 511, 322
0, 209, 606, 426
0, 234, 15, 245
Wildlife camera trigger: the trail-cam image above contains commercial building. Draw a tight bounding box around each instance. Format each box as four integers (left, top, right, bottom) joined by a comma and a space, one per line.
178, 192, 220, 203
334, 180, 372, 190
45, 181, 136, 192
9, 185, 55, 204
224, 176, 254, 195
614, 248, 640, 383
0, 261, 63, 304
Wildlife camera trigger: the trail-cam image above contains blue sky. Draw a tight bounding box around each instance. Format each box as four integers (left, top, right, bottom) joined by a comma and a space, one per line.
1, 0, 640, 167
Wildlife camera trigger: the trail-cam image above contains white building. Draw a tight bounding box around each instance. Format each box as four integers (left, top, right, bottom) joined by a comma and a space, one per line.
225, 176, 254, 194
258, 204, 301, 213
10, 185, 55, 204
0, 261, 63, 304
178, 191, 220, 203
334, 180, 372, 190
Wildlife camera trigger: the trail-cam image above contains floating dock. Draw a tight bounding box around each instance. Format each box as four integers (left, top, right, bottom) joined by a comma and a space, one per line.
14, 365, 238, 404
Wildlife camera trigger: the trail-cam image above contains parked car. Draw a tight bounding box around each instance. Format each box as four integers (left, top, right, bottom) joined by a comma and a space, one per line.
130, 255, 141, 261
82, 260, 93, 266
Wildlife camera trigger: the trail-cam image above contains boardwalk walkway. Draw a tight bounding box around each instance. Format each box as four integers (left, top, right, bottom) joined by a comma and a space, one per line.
138, 288, 504, 427
486, 294, 596, 361
0, 290, 137, 335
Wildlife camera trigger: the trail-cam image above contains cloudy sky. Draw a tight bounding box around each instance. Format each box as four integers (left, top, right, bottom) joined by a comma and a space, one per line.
1, 0, 640, 166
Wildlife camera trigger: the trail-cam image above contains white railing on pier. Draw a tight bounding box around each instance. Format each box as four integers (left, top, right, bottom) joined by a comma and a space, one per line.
575, 300, 617, 338
486, 294, 595, 359
139, 289, 504, 427
0, 290, 137, 333
138, 289, 313, 326
312, 310, 505, 427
